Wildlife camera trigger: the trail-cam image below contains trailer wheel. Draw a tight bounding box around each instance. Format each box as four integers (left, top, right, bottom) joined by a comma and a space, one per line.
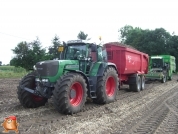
94, 67, 119, 104
17, 72, 48, 108
161, 74, 166, 83
141, 75, 145, 90
53, 73, 87, 114
129, 75, 141, 92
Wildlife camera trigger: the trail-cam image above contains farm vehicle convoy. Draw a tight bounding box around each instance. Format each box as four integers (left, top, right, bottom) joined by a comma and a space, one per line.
17, 40, 175, 115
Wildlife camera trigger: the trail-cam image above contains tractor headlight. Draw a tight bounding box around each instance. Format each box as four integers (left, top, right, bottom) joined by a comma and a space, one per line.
35, 78, 49, 82
41, 79, 49, 82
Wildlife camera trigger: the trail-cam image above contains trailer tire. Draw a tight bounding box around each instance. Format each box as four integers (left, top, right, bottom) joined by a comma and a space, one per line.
129, 75, 141, 92
161, 74, 166, 83
53, 73, 87, 114
94, 67, 119, 104
17, 72, 48, 108
141, 75, 145, 90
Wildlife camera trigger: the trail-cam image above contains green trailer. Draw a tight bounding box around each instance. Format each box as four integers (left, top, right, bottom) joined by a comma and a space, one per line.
145, 55, 176, 83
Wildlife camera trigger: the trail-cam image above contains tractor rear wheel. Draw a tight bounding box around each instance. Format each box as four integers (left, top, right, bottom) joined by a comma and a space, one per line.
94, 67, 119, 104
17, 72, 48, 108
53, 73, 87, 114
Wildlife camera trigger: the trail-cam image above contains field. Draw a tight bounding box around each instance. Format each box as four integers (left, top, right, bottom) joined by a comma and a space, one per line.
0, 66, 27, 78
0, 75, 178, 134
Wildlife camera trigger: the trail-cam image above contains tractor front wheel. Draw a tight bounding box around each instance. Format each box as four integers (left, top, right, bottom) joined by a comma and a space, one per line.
53, 73, 87, 114
17, 72, 48, 108
94, 67, 119, 104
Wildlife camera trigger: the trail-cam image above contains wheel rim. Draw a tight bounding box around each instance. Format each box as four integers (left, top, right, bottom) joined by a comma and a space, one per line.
163, 75, 166, 82
142, 77, 145, 90
106, 76, 116, 96
69, 82, 83, 106
137, 77, 141, 91
31, 94, 43, 102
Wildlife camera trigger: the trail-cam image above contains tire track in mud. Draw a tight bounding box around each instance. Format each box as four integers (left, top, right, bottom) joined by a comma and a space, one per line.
100, 82, 178, 134
154, 93, 178, 134
113, 85, 178, 134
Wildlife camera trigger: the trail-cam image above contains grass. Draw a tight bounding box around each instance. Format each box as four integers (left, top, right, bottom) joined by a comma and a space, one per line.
0, 66, 28, 78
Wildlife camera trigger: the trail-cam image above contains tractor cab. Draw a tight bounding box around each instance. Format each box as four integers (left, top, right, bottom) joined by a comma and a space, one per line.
151, 57, 164, 69
151, 56, 169, 71
59, 40, 107, 74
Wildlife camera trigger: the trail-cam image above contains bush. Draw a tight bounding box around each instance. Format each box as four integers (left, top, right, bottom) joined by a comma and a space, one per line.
0, 66, 28, 78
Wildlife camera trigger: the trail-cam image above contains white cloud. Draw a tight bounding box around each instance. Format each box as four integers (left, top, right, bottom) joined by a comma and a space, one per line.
0, 0, 178, 64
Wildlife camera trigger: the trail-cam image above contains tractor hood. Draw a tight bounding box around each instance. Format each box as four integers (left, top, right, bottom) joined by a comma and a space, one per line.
35, 60, 79, 78
35, 60, 59, 77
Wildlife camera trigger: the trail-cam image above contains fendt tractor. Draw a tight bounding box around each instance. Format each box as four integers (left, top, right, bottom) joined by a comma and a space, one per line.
145, 55, 176, 83
17, 40, 149, 114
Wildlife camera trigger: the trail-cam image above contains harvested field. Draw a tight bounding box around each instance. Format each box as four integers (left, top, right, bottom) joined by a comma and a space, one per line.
0, 75, 178, 134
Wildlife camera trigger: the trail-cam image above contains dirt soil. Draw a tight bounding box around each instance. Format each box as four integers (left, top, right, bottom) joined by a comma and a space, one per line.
0, 75, 178, 134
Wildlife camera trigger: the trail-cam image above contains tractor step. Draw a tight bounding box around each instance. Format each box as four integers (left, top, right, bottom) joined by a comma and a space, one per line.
88, 78, 96, 98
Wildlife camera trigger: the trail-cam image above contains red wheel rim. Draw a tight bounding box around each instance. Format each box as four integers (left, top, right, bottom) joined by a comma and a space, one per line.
31, 94, 43, 102
69, 82, 83, 106
106, 76, 115, 96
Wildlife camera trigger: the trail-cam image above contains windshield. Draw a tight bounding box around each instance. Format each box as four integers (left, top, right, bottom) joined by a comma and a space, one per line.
65, 44, 86, 60
152, 59, 163, 68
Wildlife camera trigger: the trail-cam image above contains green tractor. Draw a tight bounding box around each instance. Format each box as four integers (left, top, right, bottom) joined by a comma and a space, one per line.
145, 55, 176, 83
17, 40, 119, 114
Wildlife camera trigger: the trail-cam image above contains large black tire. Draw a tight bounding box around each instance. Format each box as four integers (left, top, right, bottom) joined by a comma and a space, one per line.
94, 67, 119, 104
17, 72, 48, 108
52, 73, 87, 114
141, 75, 145, 90
129, 75, 141, 92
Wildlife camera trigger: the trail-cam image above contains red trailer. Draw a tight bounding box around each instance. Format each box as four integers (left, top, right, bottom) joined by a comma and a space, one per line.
104, 42, 149, 91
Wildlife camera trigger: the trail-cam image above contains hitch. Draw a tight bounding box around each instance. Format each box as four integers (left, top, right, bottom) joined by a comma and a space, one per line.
20, 85, 40, 96
20, 85, 52, 99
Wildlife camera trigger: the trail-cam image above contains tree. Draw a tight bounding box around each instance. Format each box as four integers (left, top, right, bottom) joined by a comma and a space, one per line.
11, 38, 49, 70
118, 26, 172, 54
77, 31, 89, 40
118, 25, 133, 43
48, 35, 62, 59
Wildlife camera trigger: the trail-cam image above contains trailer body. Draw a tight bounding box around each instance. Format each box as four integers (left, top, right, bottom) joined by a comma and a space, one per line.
104, 42, 149, 87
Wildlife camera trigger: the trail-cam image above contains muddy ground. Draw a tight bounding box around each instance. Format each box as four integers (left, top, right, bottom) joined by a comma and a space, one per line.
0, 75, 178, 134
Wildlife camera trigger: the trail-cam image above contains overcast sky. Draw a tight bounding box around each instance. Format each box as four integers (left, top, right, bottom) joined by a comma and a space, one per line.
0, 0, 178, 65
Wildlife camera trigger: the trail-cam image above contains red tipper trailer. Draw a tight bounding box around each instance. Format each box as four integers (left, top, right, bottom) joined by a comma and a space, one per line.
104, 42, 149, 91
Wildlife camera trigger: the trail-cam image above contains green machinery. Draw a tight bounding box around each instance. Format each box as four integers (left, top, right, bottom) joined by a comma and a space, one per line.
145, 55, 176, 83
17, 40, 119, 114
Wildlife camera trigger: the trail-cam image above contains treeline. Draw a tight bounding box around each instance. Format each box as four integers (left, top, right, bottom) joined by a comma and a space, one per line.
10, 27, 178, 71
